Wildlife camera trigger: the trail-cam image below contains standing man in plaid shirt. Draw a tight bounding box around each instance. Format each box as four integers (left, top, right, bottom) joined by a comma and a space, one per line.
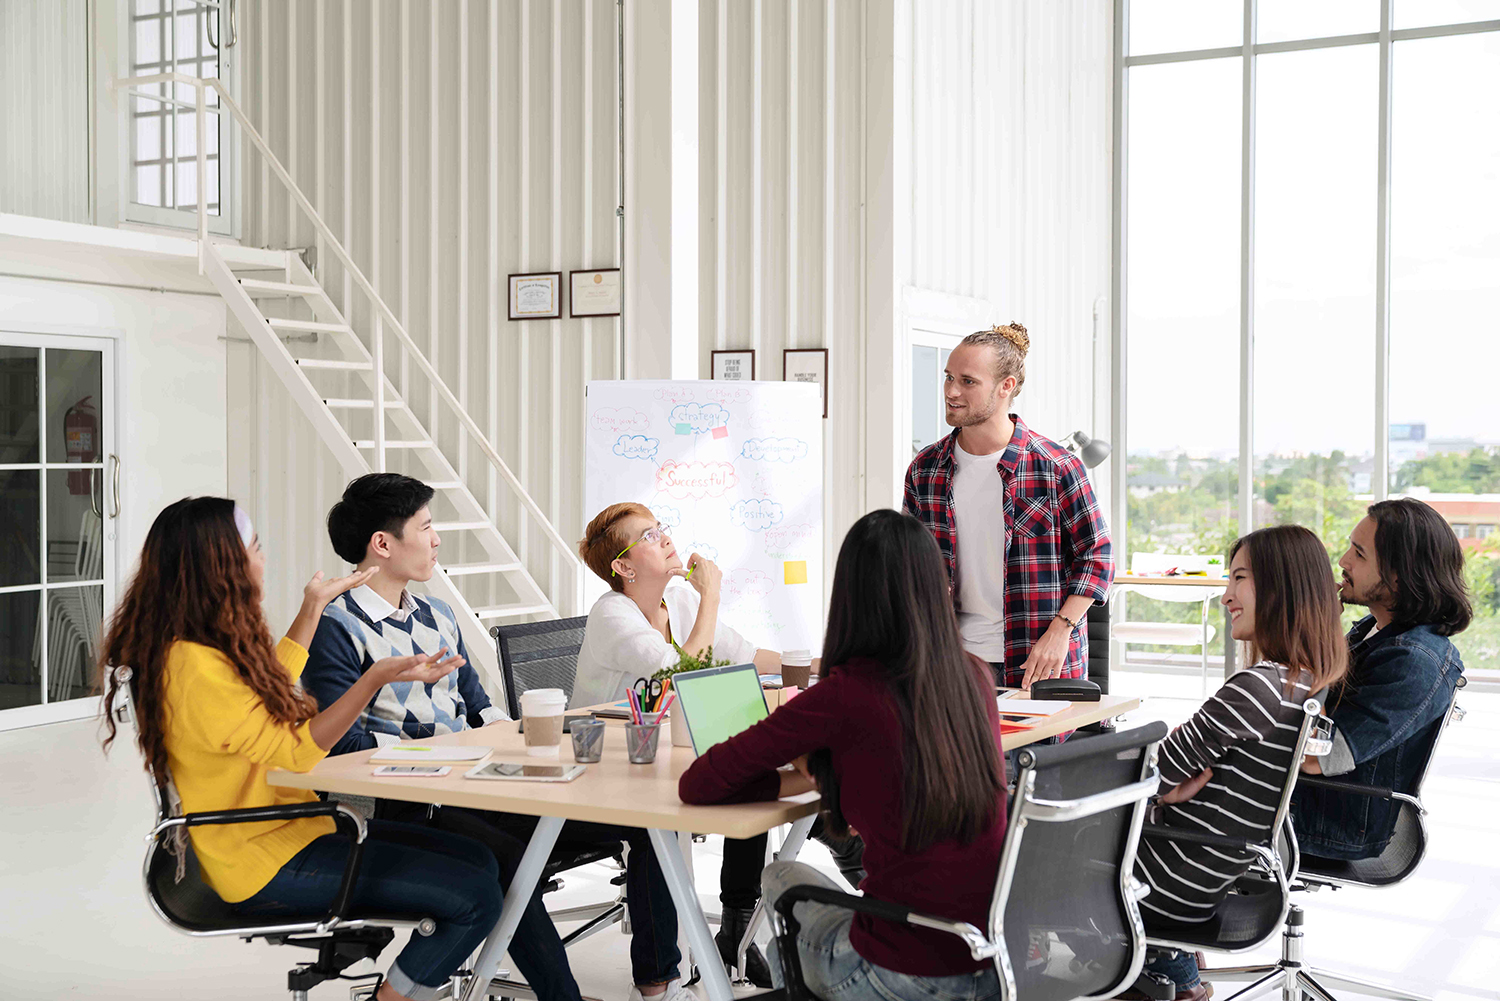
903, 322, 1112, 689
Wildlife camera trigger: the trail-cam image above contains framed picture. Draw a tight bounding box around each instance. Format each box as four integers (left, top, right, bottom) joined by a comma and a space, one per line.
711, 349, 756, 381
569, 268, 622, 318
508, 272, 562, 321
783, 348, 829, 418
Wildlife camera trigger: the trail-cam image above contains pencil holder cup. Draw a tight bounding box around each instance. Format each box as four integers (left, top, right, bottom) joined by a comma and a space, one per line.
570, 719, 606, 763
625, 723, 660, 764
668, 708, 694, 748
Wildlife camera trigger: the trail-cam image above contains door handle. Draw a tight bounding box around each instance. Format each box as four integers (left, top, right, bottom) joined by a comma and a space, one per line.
109, 453, 121, 518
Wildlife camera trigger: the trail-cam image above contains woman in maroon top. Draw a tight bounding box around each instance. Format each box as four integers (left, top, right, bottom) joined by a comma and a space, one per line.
679, 510, 1009, 999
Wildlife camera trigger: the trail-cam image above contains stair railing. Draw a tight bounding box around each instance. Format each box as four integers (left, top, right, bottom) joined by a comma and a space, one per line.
114, 71, 584, 615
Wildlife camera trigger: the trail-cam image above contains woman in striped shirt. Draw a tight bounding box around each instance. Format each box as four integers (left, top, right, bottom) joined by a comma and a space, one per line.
1128, 525, 1348, 1000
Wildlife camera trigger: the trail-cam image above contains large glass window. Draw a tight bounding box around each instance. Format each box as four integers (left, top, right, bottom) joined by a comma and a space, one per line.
1119, 2, 1500, 676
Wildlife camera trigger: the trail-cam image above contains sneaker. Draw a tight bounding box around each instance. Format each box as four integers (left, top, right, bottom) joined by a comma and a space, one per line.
628, 977, 697, 1001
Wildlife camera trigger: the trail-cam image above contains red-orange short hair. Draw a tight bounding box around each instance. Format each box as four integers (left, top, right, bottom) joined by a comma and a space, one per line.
579, 502, 653, 592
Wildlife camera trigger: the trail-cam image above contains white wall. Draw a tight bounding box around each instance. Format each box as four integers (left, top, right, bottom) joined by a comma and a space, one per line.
0, 0, 92, 224
233, 0, 622, 626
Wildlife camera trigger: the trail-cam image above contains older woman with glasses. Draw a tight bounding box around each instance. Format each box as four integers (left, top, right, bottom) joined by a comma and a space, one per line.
571, 501, 783, 986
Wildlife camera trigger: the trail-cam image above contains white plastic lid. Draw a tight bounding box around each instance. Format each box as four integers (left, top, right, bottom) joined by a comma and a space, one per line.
783, 649, 812, 666
519, 687, 567, 714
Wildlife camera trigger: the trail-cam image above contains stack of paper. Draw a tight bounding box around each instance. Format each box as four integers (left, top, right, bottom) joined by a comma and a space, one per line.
369, 744, 493, 764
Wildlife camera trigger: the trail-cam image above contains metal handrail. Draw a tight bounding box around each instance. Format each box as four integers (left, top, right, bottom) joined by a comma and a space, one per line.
114, 72, 582, 605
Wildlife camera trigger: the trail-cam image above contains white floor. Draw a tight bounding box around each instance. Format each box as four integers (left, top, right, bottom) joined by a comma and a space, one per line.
2, 677, 1496, 1001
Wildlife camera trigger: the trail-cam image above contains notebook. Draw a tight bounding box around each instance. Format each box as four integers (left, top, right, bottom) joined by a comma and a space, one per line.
369, 744, 493, 764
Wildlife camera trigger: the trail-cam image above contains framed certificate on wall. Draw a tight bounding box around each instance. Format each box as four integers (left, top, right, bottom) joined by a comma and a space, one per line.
569, 268, 622, 318
508, 272, 562, 321
711, 349, 755, 381
783, 348, 828, 418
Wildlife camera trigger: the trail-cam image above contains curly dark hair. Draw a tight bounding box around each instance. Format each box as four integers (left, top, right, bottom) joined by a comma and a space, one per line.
99, 497, 317, 784
1367, 498, 1473, 636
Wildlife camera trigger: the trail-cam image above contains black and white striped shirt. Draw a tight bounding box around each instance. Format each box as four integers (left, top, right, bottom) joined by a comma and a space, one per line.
1136, 661, 1312, 924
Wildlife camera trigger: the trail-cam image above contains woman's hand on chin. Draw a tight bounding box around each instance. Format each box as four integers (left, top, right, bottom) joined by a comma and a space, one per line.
672, 553, 722, 599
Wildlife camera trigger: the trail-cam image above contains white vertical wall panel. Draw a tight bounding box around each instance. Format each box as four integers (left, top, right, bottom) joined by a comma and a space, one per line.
907, 0, 1114, 458
0, 0, 91, 223
698, 0, 870, 586
233, 0, 621, 626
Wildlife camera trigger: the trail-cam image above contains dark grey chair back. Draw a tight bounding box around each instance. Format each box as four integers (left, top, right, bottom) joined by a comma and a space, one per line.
491, 616, 589, 716
1086, 600, 1110, 694
994, 721, 1168, 1001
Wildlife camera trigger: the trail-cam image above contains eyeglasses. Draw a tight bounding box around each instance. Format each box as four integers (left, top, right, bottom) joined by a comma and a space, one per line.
612, 523, 668, 576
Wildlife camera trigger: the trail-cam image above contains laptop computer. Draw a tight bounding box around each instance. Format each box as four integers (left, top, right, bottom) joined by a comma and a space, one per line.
670, 663, 771, 755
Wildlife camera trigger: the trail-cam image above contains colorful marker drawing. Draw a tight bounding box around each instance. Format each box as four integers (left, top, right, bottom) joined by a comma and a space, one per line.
667, 402, 730, 435
591, 407, 650, 433
654, 386, 696, 404
651, 504, 683, 530
706, 386, 752, 406
741, 437, 809, 463
612, 434, 660, 461
654, 460, 739, 500
723, 568, 775, 604
729, 498, 784, 532
682, 542, 719, 562
764, 523, 814, 553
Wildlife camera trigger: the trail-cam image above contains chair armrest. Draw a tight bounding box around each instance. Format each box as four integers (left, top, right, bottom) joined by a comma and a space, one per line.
1294, 775, 1394, 800
152, 801, 370, 924
772, 884, 997, 959
1141, 825, 1281, 876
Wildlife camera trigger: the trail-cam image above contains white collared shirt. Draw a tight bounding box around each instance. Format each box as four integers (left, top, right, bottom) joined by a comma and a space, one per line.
348, 583, 420, 625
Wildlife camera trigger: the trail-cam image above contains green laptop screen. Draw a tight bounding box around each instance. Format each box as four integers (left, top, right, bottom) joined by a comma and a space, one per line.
673, 665, 770, 753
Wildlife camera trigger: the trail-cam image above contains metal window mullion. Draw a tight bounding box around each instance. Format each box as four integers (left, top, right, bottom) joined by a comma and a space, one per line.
1374, 0, 1393, 500
36, 352, 48, 703
1238, 0, 1256, 533
1112, 0, 1130, 668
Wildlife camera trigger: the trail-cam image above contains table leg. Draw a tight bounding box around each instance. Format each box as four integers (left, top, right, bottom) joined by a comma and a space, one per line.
1201, 597, 1211, 697
460, 814, 565, 1001
736, 814, 816, 977
648, 827, 735, 1001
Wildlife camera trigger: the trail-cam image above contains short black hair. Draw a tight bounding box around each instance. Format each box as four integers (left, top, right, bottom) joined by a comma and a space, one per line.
327, 473, 436, 564
1367, 498, 1473, 636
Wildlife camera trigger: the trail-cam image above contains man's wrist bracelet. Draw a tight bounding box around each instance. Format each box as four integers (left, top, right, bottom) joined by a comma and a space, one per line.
1054, 611, 1081, 631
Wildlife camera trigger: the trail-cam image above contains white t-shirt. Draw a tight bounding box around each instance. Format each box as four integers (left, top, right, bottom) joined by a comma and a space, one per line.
569, 583, 760, 709
952, 439, 1008, 662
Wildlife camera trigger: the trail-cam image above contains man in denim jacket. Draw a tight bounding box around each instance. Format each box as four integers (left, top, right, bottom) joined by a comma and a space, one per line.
1292, 498, 1470, 861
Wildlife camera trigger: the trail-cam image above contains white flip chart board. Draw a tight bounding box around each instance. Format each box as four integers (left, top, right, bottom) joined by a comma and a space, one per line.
583, 380, 825, 656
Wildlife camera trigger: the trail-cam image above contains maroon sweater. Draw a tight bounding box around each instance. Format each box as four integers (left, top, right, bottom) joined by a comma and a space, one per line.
678, 656, 1008, 976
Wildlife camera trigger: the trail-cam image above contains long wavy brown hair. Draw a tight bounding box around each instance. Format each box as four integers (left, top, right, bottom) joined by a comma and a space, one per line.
99, 497, 317, 784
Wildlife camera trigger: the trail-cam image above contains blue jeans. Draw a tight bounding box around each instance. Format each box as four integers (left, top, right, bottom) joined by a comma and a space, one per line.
233, 820, 504, 1001
762, 861, 1002, 1001
1143, 949, 1201, 990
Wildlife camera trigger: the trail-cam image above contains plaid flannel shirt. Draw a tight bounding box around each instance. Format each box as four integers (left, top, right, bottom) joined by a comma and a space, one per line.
903, 417, 1113, 686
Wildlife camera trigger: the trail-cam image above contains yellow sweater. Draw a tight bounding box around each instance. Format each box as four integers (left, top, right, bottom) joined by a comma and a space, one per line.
162, 637, 335, 902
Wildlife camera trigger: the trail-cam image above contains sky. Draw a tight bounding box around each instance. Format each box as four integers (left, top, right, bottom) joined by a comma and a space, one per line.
1123, 5, 1500, 458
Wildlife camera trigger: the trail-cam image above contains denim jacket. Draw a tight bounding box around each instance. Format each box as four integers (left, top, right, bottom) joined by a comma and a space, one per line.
1291, 616, 1464, 861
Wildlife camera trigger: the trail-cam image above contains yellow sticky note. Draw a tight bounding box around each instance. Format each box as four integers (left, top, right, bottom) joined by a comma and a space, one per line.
783, 560, 808, 585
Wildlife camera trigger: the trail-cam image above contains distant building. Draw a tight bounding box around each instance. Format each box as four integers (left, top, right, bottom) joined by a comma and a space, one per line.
1400, 489, 1500, 551
1128, 472, 1190, 497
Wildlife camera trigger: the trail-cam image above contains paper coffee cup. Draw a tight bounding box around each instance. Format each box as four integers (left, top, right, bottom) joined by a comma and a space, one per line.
781, 649, 812, 690
520, 688, 567, 756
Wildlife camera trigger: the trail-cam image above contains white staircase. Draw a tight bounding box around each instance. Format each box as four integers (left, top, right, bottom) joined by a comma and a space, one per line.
112, 70, 585, 694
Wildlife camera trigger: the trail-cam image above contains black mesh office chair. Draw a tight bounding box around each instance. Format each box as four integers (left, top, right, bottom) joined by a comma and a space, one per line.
116, 667, 439, 1001
488, 619, 630, 951
1131, 693, 1325, 1001
765, 721, 1170, 1001
1087, 598, 1111, 694
1199, 677, 1468, 1001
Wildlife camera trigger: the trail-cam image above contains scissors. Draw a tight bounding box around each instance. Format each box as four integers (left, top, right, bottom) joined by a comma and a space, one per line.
632, 676, 664, 711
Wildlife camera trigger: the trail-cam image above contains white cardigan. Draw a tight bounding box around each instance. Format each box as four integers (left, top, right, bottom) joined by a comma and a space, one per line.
569, 583, 759, 709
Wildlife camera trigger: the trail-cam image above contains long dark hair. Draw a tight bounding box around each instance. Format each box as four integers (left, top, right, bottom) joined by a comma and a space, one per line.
811, 509, 1005, 852
1367, 498, 1472, 636
1229, 525, 1348, 694
100, 497, 317, 784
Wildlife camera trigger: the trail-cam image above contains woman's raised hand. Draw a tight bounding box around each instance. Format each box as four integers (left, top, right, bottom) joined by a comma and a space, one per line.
371, 648, 466, 686
302, 566, 379, 612
674, 553, 723, 598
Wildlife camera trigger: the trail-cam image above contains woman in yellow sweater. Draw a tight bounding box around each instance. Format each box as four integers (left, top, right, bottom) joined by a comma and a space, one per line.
100, 497, 497, 1001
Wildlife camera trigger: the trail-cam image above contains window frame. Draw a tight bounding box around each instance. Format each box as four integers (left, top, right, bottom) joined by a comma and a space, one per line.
0, 327, 121, 732
1110, 0, 1500, 576
119, 0, 239, 237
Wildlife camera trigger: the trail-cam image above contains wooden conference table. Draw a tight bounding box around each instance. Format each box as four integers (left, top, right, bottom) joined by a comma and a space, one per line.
270, 691, 1138, 1001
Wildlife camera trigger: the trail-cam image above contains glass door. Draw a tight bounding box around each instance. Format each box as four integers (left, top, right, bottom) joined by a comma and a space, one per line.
0, 332, 116, 726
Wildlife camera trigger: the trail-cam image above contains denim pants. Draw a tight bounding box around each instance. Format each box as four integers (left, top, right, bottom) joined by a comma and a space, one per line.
1143, 949, 1201, 990
232, 820, 504, 1001
761, 861, 1002, 1001
426, 806, 683, 988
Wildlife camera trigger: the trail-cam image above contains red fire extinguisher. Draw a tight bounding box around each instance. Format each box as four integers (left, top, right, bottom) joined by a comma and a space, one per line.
64, 396, 99, 495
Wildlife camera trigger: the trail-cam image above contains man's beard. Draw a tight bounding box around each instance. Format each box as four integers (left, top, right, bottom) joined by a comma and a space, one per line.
946, 394, 1002, 428
1341, 576, 1392, 609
